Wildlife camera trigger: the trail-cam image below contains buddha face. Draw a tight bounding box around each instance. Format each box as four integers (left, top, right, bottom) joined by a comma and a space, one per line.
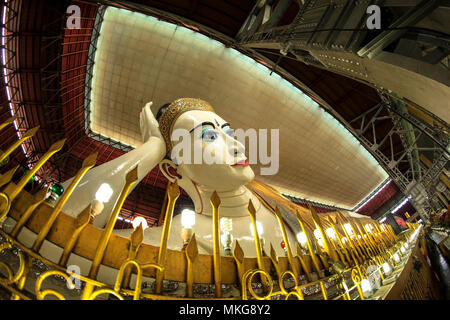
169, 110, 255, 191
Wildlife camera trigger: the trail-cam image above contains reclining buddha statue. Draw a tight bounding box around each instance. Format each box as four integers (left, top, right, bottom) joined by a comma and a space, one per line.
60, 98, 342, 260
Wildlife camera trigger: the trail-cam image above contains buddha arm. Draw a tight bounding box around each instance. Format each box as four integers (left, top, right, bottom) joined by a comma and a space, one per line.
61, 136, 166, 228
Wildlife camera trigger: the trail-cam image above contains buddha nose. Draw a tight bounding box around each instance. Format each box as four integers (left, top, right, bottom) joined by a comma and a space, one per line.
227, 136, 245, 157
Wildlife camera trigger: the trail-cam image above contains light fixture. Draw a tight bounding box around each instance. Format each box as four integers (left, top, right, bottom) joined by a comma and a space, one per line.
393, 253, 400, 263
344, 223, 353, 236
313, 229, 322, 240
360, 279, 372, 298
220, 217, 232, 233
325, 228, 336, 239
382, 262, 392, 275
280, 241, 287, 256
95, 183, 113, 203
404, 242, 409, 249
91, 183, 114, 219
400, 245, 406, 254
132, 216, 148, 230
296, 232, 307, 247
313, 229, 324, 248
46, 183, 64, 205
181, 209, 196, 229
220, 217, 233, 256
51, 183, 64, 198
181, 209, 196, 249
341, 237, 348, 245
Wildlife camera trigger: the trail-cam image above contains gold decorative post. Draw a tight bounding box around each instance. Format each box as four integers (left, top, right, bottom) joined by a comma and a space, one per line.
307, 204, 339, 262
122, 223, 145, 289
11, 187, 50, 238
273, 207, 298, 279
155, 180, 180, 294
353, 221, 375, 256
338, 215, 363, 264
5, 139, 66, 203
326, 217, 352, 266
374, 223, 391, 247
0, 166, 19, 221
82, 166, 139, 300
296, 243, 312, 282
0, 165, 19, 188
211, 191, 222, 298
349, 220, 371, 258
0, 116, 17, 132
185, 234, 198, 298
268, 243, 282, 282
58, 204, 92, 266
295, 211, 322, 277
32, 152, 98, 252
0, 126, 39, 164
233, 240, 245, 287
361, 222, 381, 254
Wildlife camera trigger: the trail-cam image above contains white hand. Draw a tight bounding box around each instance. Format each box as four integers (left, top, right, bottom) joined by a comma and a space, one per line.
139, 102, 164, 144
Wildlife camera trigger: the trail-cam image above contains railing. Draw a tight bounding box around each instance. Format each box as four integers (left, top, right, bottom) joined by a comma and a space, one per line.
0, 120, 423, 300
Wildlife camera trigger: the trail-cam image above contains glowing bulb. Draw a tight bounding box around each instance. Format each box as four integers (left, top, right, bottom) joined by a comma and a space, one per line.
393, 253, 400, 263
221, 232, 234, 255
181, 209, 195, 228
404, 242, 409, 249
250, 221, 263, 237
313, 229, 322, 240
382, 262, 391, 275
400, 246, 406, 254
361, 279, 372, 296
95, 183, 113, 203
132, 216, 148, 230
344, 223, 353, 235
220, 217, 232, 233
325, 228, 335, 239
296, 232, 307, 246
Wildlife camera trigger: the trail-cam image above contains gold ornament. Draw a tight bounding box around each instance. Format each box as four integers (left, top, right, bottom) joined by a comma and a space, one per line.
158, 98, 215, 155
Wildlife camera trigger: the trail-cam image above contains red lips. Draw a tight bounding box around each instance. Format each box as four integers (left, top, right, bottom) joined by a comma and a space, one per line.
232, 159, 249, 167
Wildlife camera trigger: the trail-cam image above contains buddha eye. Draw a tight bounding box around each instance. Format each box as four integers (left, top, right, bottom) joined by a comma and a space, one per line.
224, 128, 235, 137
201, 128, 218, 142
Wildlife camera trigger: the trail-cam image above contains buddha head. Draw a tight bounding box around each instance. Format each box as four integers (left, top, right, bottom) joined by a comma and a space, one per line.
156, 98, 255, 212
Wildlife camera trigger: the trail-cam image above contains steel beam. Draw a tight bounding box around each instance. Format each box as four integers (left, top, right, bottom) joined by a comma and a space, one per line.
357, 0, 442, 58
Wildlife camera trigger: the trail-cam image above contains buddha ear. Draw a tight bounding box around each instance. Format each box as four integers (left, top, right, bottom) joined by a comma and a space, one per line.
159, 159, 182, 182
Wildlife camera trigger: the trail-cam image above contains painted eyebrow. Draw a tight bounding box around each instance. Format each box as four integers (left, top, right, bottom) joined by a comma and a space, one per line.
221, 123, 230, 129
189, 121, 216, 133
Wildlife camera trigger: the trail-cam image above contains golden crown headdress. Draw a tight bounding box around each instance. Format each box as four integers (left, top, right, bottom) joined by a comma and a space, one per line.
158, 98, 215, 155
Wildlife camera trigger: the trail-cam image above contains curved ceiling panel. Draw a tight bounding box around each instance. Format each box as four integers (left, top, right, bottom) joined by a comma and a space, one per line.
89, 7, 388, 209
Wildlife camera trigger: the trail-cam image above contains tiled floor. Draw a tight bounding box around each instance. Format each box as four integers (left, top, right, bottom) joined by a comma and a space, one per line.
428, 231, 450, 300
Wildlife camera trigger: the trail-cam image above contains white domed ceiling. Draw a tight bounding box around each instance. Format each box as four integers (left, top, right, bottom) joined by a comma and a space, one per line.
88, 7, 388, 209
